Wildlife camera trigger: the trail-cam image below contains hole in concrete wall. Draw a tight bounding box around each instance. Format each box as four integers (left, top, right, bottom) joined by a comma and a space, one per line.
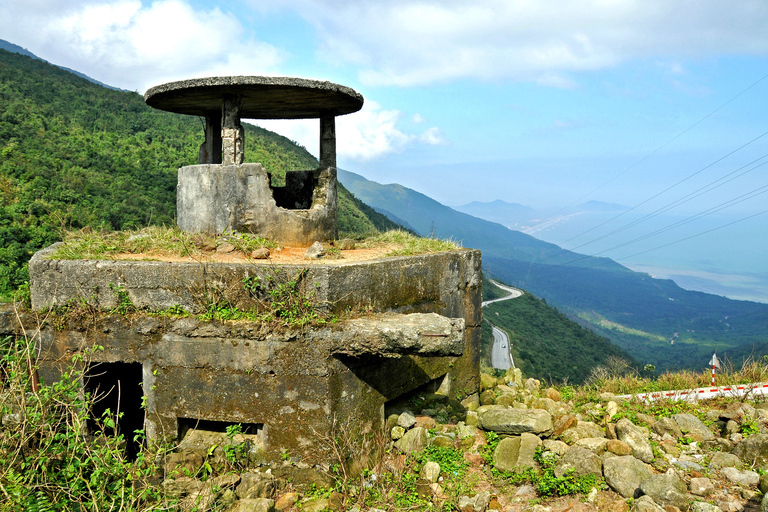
84, 362, 145, 460
270, 170, 316, 210
177, 418, 263, 441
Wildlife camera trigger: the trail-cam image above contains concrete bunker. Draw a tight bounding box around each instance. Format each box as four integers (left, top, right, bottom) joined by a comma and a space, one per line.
20, 75, 483, 468
144, 76, 364, 245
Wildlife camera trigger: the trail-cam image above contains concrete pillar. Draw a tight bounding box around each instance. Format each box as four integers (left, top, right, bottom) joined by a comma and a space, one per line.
198, 114, 222, 164
319, 114, 336, 169
221, 95, 244, 166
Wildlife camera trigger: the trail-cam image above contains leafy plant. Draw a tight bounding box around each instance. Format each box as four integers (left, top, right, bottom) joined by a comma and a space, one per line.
0, 334, 171, 511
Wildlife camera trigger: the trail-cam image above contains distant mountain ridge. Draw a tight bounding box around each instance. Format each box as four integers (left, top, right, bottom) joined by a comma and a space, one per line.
0, 39, 124, 91
339, 169, 768, 372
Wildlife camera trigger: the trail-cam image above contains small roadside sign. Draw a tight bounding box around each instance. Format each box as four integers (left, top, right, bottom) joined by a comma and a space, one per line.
709, 354, 720, 369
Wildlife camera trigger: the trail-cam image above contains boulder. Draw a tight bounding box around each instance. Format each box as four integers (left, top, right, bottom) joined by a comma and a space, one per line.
542, 439, 569, 456
630, 495, 665, 512
421, 461, 441, 483
690, 503, 721, 512
553, 446, 602, 479
638, 473, 689, 510
394, 427, 427, 454
606, 440, 633, 456
226, 499, 276, 512
479, 408, 552, 435
237, 472, 279, 499
616, 418, 654, 463
603, 455, 654, 499
652, 417, 683, 439
397, 412, 417, 429
574, 437, 608, 455
492, 433, 541, 472
721, 466, 759, 486
560, 421, 604, 444
709, 451, 741, 470
689, 477, 714, 497
673, 413, 714, 442
733, 433, 768, 466
303, 241, 325, 259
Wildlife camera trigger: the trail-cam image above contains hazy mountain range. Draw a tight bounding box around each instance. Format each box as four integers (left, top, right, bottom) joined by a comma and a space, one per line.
339, 170, 768, 372
453, 199, 768, 304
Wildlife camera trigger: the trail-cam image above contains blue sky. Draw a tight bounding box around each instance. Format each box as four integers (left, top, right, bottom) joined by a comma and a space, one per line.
2, 1, 767, 205
2, 0, 768, 300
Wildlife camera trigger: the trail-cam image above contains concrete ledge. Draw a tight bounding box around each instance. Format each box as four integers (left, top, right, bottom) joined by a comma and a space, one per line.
30, 246, 482, 324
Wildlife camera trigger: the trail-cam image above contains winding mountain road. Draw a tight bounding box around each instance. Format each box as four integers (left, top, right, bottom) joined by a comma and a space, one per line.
483, 280, 523, 370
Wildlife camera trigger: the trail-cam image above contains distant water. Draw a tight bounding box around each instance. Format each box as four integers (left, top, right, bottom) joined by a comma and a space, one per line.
524, 212, 768, 304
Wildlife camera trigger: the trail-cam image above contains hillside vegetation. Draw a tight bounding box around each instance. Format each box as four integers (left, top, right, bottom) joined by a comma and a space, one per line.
481, 277, 636, 384
340, 169, 768, 372
0, 49, 398, 298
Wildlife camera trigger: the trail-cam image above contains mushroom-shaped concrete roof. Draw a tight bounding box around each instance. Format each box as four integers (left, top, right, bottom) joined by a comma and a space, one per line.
144, 76, 364, 119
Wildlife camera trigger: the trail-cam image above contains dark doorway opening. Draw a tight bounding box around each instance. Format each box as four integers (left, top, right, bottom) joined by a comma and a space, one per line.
270, 170, 316, 210
177, 417, 262, 440
84, 362, 145, 460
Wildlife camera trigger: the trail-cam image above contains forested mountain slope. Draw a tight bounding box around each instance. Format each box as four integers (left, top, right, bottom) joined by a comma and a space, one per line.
0, 48, 397, 297
480, 276, 636, 384
339, 170, 768, 372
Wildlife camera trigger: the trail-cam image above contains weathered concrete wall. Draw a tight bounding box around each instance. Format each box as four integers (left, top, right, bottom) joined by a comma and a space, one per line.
176, 163, 337, 244
23, 248, 482, 463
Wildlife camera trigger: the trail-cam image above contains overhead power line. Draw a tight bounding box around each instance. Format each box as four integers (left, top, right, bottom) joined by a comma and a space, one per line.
553, 70, 768, 247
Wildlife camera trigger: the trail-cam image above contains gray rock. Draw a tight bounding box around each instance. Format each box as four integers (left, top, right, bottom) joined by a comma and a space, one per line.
531, 397, 560, 415
479, 408, 552, 435
673, 459, 704, 472
422, 461, 440, 483
226, 498, 276, 512
300, 497, 329, 512
574, 437, 608, 455
398, 412, 417, 429
162, 477, 203, 498
251, 248, 270, 259
237, 472, 278, 500
689, 477, 714, 496
721, 466, 759, 486
217, 242, 236, 254
762, 491, 768, 512
639, 473, 689, 510
303, 241, 325, 259
559, 421, 605, 444
630, 495, 665, 512
652, 417, 683, 439
603, 455, 654, 499
690, 502, 721, 512
709, 451, 741, 469
473, 490, 491, 512
616, 418, 654, 463
542, 439, 569, 456
394, 426, 427, 454
733, 433, 768, 466
391, 426, 405, 440
553, 446, 602, 479
673, 413, 715, 441
760, 472, 768, 493
493, 433, 541, 472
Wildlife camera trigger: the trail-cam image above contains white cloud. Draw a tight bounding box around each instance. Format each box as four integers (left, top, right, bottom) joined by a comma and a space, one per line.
0, 0, 284, 92
412, 113, 426, 124
253, 101, 445, 161
262, 0, 768, 87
